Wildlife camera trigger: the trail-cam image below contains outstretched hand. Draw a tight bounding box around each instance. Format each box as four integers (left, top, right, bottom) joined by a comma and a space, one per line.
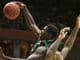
11, 1, 26, 9
76, 15, 80, 29
59, 27, 70, 40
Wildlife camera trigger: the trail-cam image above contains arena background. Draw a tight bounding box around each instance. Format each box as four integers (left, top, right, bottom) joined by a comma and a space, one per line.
0, 0, 80, 60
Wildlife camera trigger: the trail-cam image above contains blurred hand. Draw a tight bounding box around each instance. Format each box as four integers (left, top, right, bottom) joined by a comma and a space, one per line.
59, 27, 70, 40
11, 1, 26, 9
76, 15, 80, 29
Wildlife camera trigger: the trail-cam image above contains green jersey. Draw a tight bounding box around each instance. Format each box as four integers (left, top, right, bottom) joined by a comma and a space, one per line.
31, 40, 53, 53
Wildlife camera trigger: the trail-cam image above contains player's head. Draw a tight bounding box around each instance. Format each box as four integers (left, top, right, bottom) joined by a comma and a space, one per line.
44, 24, 59, 39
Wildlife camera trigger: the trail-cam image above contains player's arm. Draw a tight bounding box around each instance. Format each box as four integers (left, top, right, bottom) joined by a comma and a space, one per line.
45, 27, 70, 59
61, 15, 80, 59
0, 47, 26, 60
3, 56, 26, 60
15, 2, 42, 37
23, 5, 41, 37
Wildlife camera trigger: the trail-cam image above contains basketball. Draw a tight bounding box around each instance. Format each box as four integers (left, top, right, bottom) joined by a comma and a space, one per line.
3, 2, 20, 20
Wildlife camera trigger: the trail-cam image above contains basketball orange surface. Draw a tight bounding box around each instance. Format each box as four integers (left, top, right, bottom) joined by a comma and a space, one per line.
3, 2, 20, 20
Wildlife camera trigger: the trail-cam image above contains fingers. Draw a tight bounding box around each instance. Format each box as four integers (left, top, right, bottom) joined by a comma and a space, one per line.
10, 1, 26, 9
60, 27, 70, 34
62, 27, 70, 36
62, 27, 70, 32
16, 2, 25, 6
76, 15, 80, 28
64, 31, 68, 36
59, 27, 70, 39
77, 15, 80, 20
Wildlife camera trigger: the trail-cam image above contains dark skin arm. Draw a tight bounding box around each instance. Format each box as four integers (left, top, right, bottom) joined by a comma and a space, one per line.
12, 1, 42, 37
19, 2, 42, 37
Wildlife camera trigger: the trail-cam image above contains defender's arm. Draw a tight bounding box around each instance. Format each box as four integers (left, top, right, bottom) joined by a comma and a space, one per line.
45, 27, 70, 60
61, 16, 80, 59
